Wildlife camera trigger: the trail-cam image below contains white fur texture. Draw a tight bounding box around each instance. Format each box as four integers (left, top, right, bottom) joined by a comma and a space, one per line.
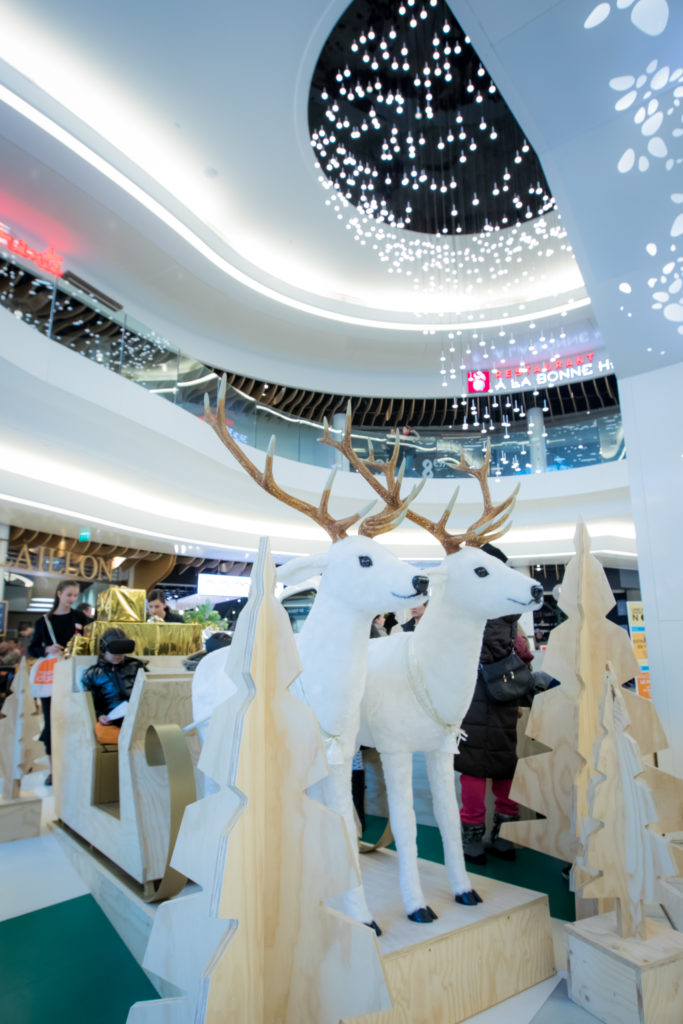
287, 536, 428, 925
192, 535, 428, 926
360, 547, 543, 916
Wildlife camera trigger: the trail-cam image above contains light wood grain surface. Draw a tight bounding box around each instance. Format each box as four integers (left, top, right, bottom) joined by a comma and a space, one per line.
130, 539, 391, 1024
52, 656, 199, 884
338, 851, 554, 1023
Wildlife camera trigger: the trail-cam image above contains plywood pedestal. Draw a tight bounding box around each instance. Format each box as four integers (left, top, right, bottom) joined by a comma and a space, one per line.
337, 851, 555, 1024
0, 791, 41, 842
566, 912, 683, 1024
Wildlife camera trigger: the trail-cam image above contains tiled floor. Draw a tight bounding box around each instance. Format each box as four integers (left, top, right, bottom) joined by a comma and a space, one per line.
0, 772, 88, 923
1, 770, 599, 1023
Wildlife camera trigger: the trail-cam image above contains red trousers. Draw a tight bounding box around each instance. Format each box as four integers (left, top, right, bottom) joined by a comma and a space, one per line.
459, 774, 518, 824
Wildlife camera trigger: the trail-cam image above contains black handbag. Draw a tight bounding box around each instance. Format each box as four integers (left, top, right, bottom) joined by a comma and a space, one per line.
479, 651, 533, 703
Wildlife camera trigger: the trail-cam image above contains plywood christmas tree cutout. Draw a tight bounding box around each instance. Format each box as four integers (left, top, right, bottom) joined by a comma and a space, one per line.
501, 521, 664, 869
128, 538, 389, 1024
0, 658, 45, 841
575, 669, 680, 939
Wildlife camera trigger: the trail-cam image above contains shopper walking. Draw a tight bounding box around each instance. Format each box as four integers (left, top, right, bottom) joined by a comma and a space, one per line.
28, 580, 91, 784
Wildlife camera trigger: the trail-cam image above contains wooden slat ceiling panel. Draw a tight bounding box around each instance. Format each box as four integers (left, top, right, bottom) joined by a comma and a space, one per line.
2, 257, 621, 437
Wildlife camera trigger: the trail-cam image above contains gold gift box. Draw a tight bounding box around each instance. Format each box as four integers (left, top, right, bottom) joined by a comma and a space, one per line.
66, 634, 92, 657
85, 621, 203, 657
96, 586, 147, 623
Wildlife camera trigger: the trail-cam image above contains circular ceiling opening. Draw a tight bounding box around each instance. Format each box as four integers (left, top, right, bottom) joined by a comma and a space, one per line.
309, 0, 555, 236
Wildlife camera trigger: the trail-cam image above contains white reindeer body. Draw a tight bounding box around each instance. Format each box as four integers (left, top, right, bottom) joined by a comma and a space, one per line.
359, 546, 544, 920
278, 535, 429, 930
201, 381, 430, 933
362, 548, 541, 753
286, 536, 428, 763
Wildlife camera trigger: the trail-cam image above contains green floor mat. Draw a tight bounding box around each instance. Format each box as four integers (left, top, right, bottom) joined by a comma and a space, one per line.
0, 895, 159, 1024
362, 814, 575, 922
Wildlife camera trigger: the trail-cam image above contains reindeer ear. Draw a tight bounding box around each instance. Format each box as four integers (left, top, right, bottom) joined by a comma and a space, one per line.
277, 551, 329, 585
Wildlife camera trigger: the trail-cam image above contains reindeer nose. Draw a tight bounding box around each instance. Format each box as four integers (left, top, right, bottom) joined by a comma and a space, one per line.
531, 585, 544, 603
413, 575, 430, 595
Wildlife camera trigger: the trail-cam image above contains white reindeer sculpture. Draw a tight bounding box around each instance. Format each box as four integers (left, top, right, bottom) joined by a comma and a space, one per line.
203, 379, 429, 934
322, 418, 543, 923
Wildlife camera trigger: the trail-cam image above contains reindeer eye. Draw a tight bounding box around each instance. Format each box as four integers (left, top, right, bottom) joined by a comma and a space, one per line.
358, 555, 373, 568
474, 566, 489, 577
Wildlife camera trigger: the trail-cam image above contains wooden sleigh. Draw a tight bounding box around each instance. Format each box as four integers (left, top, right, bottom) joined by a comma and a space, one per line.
51, 655, 201, 900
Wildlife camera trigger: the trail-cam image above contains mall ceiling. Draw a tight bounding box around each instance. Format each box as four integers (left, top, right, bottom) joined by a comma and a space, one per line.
0, 0, 680, 397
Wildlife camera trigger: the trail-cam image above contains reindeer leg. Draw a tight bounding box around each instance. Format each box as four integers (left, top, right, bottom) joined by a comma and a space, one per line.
380, 751, 436, 922
425, 751, 482, 905
318, 759, 381, 934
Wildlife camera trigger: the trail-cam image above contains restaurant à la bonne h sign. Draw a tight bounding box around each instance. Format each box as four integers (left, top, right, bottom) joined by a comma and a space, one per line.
467, 352, 614, 394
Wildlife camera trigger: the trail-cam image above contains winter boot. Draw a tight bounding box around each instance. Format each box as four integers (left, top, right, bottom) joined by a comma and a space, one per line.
461, 822, 487, 865
484, 812, 519, 860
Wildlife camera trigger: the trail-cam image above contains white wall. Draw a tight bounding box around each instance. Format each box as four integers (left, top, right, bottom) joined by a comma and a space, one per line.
619, 365, 683, 777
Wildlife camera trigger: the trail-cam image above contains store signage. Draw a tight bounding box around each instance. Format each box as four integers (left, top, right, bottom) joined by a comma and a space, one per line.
467, 352, 615, 394
467, 370, 490, 393
0, 223, 64, 277
627, 601, 651, 699
1, 545, 114, 582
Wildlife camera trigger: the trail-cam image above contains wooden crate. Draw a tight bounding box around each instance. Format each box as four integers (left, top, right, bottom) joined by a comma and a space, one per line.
338, 851, 555, 1024
567, 912, 683, 1024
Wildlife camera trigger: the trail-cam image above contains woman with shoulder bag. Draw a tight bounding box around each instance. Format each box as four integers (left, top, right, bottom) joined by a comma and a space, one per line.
28, 580, 92, 784
452, 546, 535, 866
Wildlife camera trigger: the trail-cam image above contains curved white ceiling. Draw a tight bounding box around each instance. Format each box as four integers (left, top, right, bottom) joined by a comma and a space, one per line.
0, 0, 679, 394
0, 0, 596, 397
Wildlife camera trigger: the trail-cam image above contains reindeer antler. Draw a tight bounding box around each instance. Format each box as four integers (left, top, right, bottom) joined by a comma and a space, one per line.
205, 378, 416, 542
437, 446, 519, 551
320, 403, 518, 553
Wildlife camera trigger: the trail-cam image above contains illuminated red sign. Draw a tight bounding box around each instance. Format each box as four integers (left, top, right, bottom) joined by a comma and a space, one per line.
0, 224, 64, 277
493, 353, 594, 380
465, 352, 608, 393
467, 370, 490, 394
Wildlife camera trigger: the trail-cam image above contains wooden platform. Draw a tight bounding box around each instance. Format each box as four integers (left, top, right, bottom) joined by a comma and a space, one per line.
566, 911, 683, 1024
0, 791, 41, 843
333, 850, 555, 1023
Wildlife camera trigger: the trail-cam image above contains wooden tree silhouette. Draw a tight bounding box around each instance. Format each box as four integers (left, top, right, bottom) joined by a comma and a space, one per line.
129, 538, 389, 1024
0, 659, 45, 800
575, 669, 680, 938
502, 521, 680, 896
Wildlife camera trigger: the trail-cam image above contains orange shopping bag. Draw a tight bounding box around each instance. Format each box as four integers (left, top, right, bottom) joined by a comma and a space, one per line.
29, 657, 59, 699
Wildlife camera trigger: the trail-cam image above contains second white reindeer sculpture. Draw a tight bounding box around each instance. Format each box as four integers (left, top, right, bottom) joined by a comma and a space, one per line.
203, 380, 429, 933
322, 419, 543, 923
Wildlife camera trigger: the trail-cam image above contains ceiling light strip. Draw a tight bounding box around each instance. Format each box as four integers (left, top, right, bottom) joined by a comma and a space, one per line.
0, 84, 589, 333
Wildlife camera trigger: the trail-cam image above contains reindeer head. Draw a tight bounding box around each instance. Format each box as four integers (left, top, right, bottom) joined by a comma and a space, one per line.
205, 378, 428, 615
279, 536, 429, 617
428, 546, 543, 619
320, 409, 542, 616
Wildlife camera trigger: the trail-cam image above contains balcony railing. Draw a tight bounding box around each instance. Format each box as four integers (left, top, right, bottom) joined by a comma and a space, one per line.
1, 251, 625, 478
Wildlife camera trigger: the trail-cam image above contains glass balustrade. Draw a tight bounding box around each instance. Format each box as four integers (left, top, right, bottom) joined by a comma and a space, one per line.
1, 249, 626, 478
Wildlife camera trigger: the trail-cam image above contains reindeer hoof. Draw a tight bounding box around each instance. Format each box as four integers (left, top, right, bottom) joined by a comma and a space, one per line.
365, 920, 382, 936
407, 906, 438, 923
455, 889, 483, 906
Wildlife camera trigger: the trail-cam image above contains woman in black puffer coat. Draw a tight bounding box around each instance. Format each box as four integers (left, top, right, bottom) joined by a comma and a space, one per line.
453, 546, 534, 866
